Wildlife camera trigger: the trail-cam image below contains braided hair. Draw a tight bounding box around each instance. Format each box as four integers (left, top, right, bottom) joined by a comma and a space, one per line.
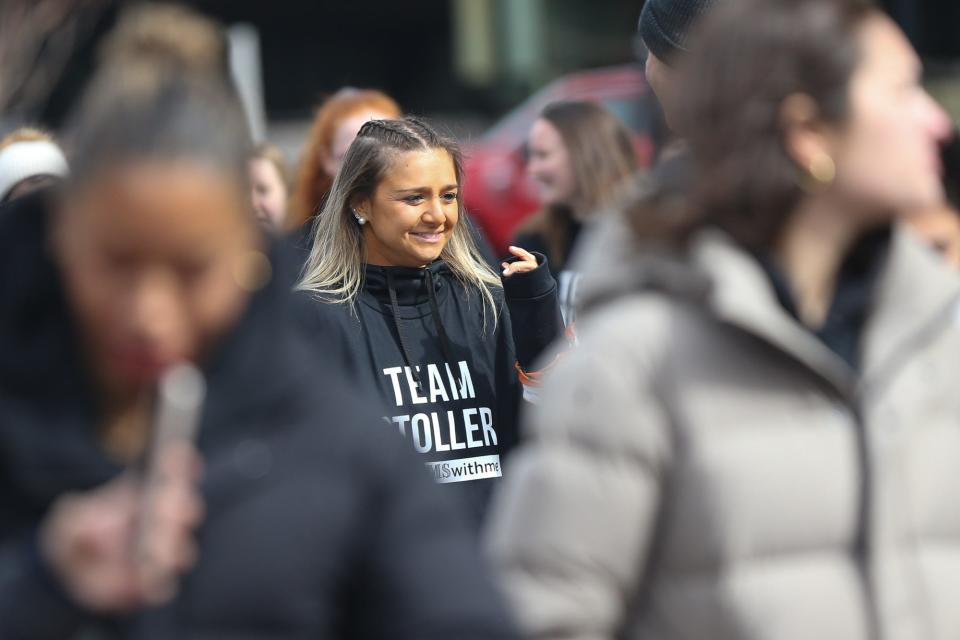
297, 116, 501, 327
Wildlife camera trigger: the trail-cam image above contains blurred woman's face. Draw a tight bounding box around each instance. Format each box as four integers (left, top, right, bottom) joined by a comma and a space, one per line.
55, 162, 259, 396
830, 16, 951, 218
357, 148, 459, 268
324, 110, 396, 178
527, 118, 577, 208
248, 157, 288, 232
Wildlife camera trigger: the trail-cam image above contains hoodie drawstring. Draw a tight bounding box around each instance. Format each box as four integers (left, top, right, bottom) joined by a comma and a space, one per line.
424, 268, 458, 376
384, 267, 461, 393
386, 269, 423, 391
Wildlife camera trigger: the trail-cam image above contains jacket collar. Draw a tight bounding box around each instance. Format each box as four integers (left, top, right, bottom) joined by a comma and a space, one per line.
690, 229, 860, 396
860, 225, 960, 385
363, 261, 448, 307
690, 225, 960, 398
578, 212, 960, 401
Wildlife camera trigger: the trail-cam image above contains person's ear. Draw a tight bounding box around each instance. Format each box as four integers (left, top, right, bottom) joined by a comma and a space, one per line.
350, 196, 371, 223
352, 197, 367, 217
781, 93, 837, 185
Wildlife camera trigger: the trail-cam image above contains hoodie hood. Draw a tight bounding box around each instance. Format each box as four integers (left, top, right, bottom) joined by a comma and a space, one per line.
362, 260, 452, 310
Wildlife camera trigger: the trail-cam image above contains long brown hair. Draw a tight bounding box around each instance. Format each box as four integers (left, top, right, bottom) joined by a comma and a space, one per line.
288, 88, 401, 230
627, 0, 877, 250
519, 100, 637, 266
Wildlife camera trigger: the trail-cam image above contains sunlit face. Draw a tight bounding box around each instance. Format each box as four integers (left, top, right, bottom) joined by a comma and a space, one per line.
248, 157, 288, 232
324, 110, 396, 178
527, 118, 577, 208
356, 148, 459, 268
830, 16, 952, 219
907, 205, 960, 269
55, 161, 259, 396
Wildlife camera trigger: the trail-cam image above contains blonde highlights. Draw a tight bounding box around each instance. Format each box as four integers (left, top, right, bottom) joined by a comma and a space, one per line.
296, 117, 501, 326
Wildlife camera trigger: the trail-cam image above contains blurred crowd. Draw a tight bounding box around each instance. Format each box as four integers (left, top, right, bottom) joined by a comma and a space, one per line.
2, 0, 960, 638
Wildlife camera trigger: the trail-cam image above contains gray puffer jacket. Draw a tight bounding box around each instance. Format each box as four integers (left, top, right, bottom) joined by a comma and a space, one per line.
486, 213, 960, 640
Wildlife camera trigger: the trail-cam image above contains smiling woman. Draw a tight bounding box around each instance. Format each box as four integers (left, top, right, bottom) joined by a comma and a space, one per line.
0, 7, 524, 637
296, 117, 565, 526
358, 147, 461, 267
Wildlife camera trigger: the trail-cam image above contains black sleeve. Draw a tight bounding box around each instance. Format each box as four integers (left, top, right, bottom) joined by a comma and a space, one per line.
0, 533, 88, 639
501, 252, 564, 370
289, 292, 361, 382
510, 231, 550, 265
342, 433, 521, 640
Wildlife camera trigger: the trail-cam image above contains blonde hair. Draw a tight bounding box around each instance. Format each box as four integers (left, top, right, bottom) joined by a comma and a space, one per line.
297, 117, 501, 326
289, 88, 402, 230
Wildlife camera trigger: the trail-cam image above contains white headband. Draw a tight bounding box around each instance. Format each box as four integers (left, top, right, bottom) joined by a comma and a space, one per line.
0, 140, 69, 202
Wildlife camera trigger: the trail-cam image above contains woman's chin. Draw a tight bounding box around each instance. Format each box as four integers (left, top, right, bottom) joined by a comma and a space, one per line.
405, 242, 448, 265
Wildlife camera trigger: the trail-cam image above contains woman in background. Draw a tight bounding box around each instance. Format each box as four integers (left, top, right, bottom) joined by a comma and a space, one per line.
488, 0, 959, 638
288, 87, 401, 230
248, 142, 291, 233
514, 101, 637, 324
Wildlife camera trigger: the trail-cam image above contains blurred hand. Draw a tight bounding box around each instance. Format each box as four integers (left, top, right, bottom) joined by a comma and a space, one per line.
501, 246, 539, 277
40, 444, 204, 613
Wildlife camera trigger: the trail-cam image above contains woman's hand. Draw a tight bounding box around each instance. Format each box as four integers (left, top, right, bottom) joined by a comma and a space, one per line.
40, 444, 204, 614
501, 246, 539, 277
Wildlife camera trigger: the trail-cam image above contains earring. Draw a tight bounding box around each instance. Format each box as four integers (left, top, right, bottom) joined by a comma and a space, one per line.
352, 209, 367, 225
808, 152, 836, 185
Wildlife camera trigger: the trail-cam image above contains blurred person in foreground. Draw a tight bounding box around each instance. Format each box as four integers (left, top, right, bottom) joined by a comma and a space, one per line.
640, 0, 960, 277
0, 8, 520, 640
288, 88, 402, 232
0, 127, 68, 204
513, 101, 637, 325
296, 117, 564, 527
638, 0, 715, 135
487, 0, 959, 638
248, 142, 291, 233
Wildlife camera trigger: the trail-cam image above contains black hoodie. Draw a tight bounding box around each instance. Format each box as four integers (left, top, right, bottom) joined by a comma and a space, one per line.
0, 191, 520, 640
296, 256, 563, 525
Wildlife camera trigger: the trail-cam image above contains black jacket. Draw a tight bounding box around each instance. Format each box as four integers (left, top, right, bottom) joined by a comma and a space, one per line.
296, 258, 562, 525
0, 191, 520, 640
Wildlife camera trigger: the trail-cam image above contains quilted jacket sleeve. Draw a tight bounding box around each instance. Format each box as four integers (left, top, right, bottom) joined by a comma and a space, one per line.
485, 297, 674, 640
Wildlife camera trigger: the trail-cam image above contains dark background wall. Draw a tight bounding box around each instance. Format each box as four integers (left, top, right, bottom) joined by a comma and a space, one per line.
881, 0, 960, 58
22, 0, 960, 130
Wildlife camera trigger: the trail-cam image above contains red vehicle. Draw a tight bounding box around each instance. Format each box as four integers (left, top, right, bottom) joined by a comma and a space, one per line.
463, 64, 665, 254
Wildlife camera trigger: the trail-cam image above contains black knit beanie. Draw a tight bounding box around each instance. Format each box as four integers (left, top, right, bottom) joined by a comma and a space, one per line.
639, 0, 714, 65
